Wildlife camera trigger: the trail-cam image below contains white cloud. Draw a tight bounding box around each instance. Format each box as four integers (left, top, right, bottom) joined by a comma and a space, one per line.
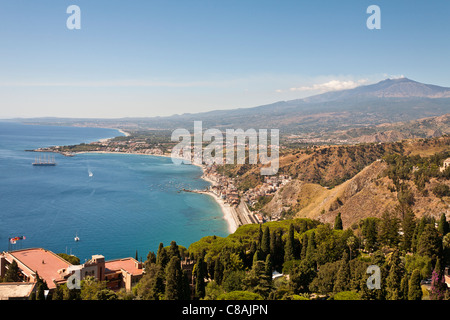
288, 79, 368, 93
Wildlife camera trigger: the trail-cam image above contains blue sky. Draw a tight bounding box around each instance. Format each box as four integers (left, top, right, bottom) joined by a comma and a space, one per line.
0, 0, 449, 118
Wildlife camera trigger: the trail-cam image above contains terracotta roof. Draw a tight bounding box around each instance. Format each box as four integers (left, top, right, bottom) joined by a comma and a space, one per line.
105, 258, 143, 276
8, 248, 72, 289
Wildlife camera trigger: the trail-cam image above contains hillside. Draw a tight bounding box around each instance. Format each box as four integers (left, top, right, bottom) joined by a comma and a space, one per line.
222, 136, 450, 229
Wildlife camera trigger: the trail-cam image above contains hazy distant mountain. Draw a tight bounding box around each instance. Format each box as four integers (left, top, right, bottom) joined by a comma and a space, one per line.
14, 78, 450, 136
301, 77, 450, 103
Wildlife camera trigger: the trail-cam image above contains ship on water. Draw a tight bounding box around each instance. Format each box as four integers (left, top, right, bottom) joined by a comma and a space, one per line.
33, 154, 57, 166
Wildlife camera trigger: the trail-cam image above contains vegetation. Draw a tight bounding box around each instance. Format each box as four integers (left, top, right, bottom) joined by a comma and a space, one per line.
129, 209, 449, 301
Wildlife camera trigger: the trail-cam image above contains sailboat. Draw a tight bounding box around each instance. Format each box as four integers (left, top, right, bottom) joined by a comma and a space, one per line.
33, 153, 56, 166
74, 233, 80, 242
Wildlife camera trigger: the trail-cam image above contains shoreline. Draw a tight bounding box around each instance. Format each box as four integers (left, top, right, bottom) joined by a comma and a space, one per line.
65, 150, 237, 234
194, 190, 239, 234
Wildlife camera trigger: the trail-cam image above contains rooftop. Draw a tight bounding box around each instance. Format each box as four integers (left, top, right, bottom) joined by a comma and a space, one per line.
105, 258, 143, 276
6, 248, 72, 289
0, 283, 35, 300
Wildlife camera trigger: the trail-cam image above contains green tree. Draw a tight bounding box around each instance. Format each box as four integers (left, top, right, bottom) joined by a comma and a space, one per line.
333, 251, 350, 293
400, 205, 416, 252
261, 226, 271, 260
305, 231, 316, 263
386, 251, 403, 300
284, 223, 296, 262
270, 228, 284, 271
242, 260, 272, 298
194, 256, 206, 299
265, 254, 273, 278
217, 291, 263, 300
378, 210, 400, 247
135, 262, 165, 300
417, 224, 443, 265
361, 217, 379, 252
300, 233, 308, 260
408, 269, 423, 300
309, 261, 340, 295
156, 242, 169, 268
399, 274, 409, 300
438, 213, 449, 237
430, 258, 447, 300
169, 240, 181, 261
4, 260, 20, 282
334, 212, 343, 230
443, 233, 450, 267
164, 256, 183, 300
289, 260, 316, 294
213, 256, 224, 285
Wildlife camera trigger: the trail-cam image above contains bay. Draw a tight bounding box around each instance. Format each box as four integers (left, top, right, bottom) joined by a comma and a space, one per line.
0, 122, 228, 262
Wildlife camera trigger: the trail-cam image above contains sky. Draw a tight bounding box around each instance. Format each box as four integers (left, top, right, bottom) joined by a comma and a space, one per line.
0, 0, 449, 118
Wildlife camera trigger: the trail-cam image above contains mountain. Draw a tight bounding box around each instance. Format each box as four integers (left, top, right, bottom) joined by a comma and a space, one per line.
301, 77, 450, 103
16, 78, 450, 138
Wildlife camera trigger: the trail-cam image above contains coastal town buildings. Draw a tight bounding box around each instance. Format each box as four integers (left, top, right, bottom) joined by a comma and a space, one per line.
0, 248, 143, 299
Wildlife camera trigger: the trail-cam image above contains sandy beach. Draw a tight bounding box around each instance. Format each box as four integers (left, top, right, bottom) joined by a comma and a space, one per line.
195, 190, 238, 234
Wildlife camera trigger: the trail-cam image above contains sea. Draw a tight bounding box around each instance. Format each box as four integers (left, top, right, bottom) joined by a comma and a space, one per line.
0, 122, 229, 262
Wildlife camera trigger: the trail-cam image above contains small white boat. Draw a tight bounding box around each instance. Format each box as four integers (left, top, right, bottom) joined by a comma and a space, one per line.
74, 234, 80, 242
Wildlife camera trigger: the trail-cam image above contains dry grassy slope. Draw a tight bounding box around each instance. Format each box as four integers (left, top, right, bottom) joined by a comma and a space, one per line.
264, 160, 449, 229
262, 137, 450, 229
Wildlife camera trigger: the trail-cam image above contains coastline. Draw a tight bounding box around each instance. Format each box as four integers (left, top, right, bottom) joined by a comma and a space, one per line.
194, 190, 238, 234
71, 150, 237, 234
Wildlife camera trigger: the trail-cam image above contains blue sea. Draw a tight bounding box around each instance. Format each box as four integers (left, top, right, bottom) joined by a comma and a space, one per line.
0, 122, 229, 262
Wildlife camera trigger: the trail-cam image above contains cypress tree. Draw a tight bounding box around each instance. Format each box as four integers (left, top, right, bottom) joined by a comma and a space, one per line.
213, 257, 224, 285
153, 267, 166, 300
195, 256, 206, 299
334, 212, 343, 230
417, 224, 443, 265
408, 269, 423, 300
400, 274, 409, 300
181, 270, 191, 300
169, 240, 181, 260
270, 228, 284, 270
386, 250, 403, 300
305, 231, 316, 263
333, 251, 350, 293
257, 224, 263, 249
265, 254, 273, 278
400, 205, 416, 252
362, 218, 378, 252
156, 242, 169, 268
379, 210, 400, 247
284, 223, 295, 262
300, 233, 308, 260
164, 256, 183, 300
438, 213, 449, 237
261, 226, 271, 259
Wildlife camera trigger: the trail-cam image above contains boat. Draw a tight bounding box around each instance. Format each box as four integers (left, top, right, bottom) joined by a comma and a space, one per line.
74, 233, 80, 242
33, 154, 57, 166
